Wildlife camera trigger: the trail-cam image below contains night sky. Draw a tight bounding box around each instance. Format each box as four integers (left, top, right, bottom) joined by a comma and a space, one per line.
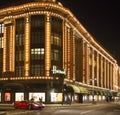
58, 0, 120, 64
0, 0, 120, 64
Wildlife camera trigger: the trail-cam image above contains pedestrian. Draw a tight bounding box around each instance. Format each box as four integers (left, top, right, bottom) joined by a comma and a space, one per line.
68, 97, 71, 105
31, 98, 34, 102
39, 97, 42, 102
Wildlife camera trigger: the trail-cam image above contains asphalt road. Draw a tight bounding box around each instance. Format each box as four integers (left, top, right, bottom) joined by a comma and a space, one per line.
1, 103, 120, 115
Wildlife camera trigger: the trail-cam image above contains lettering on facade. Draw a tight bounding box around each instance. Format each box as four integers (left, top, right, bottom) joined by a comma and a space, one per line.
51, 65, 66, 76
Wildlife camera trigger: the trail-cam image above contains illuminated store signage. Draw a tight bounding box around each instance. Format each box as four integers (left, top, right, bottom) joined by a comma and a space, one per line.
51, 65, 66, 76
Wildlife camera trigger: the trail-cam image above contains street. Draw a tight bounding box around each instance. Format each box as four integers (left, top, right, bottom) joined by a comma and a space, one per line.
1, 103, 120, 115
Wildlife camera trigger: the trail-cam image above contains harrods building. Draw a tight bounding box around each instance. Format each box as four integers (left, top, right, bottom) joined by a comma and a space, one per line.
0, 0, 119, 103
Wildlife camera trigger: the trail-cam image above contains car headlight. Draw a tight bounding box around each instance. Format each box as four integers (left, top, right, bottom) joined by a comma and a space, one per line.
34, 104, 39, 107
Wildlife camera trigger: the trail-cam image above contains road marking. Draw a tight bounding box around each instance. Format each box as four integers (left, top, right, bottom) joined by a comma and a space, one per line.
80, 110, 95, 114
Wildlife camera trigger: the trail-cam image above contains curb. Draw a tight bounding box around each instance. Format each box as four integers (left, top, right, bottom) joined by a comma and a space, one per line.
45, 103, 92, 107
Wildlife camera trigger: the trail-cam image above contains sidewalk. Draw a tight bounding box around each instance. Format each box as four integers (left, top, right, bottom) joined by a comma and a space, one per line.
0, 112, 6, 115
46, 102, 117, 107
0, 104, 14, 111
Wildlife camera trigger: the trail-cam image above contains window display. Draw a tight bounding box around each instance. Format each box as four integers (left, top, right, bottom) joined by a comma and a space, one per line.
51, 93, 62, 102
4, 92, 11, 102
15, 93, 24, 101
29, 92, 45, 102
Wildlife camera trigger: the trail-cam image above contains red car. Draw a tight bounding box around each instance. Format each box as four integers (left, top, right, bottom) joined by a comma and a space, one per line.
13, 100, 45, 110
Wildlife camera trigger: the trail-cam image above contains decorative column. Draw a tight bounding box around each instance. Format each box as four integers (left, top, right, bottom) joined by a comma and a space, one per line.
106, 61, 110, 88
62, 20, 65, 71
69, 28, 74, 80
24, 14, 30, 77
72, 31, 75, 81
87, 45, 90, 85
67, 27, 71, 80
79, 39, 84, 83
111, 64, 114, 90
104, 59, 107, 88
82, 41, 85, 83
96, 52, 99, 87
85, 43, 89, 84
3, 23, 6, 72
64, 23, 70, 79
110, 63, 113, 89
10, 23, 15, 72
63, 23, 68, 78
91, 48, 94, 82
3, 19, 15, 73
100, 56, 103, 87
45, 14, 51, 77
12, 20, 15, 72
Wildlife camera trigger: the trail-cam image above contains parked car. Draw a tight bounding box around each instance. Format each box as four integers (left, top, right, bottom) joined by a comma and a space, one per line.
13, 100, 45, 110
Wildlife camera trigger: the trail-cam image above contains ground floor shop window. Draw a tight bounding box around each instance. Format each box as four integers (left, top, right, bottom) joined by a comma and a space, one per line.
89, 95, 93, 101
102, 95, 106, 101
74, 94, 79, 102
15, 92, 24, 101
4, 92, 11, 102
98, 95, 102, 101
83, 95, 88, 102
29, 92, 45, 102
51, 93, 62, 102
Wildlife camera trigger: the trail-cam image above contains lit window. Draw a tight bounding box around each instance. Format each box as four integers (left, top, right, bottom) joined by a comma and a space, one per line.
51, 33, 61, 46
31, 65, 44, 76
16, 66, 24, 77
16, 50, 24, 61
52, 49, 59, 61
31, 48, 44, 60
16, 34, 24, 46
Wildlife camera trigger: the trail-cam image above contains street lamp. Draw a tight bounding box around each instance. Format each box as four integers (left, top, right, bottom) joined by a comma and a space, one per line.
90, 78, 96, 103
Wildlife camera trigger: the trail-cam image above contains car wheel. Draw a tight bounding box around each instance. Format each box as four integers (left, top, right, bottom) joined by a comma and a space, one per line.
28, 104, 32, 110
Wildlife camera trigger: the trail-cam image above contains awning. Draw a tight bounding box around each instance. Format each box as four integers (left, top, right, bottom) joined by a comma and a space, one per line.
112, 92, 117, 96
100, 91, 113, 96
107, 92, 112, 96
67, 84, 80, 93
117, 92, 120, 96
79, 87, 89, 94
96, 91, 101, 95
66, 84, 89, 94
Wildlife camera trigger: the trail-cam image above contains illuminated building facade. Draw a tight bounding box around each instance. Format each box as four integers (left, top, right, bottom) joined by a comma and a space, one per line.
0, 0, 119, 103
